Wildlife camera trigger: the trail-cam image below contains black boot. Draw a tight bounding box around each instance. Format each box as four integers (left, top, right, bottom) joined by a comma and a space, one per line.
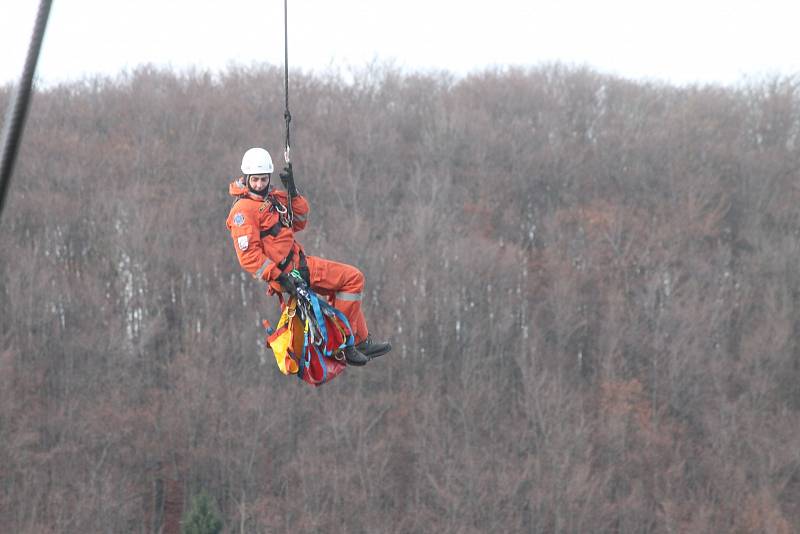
356, 334, 392, 359
343, 345, 369, 366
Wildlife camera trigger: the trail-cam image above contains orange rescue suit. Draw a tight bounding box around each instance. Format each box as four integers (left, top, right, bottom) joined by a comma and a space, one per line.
226, 178, 368, 343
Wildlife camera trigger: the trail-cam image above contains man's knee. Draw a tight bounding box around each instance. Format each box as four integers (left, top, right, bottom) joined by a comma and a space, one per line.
336, 265, 364, 302
351, 267, 364, 289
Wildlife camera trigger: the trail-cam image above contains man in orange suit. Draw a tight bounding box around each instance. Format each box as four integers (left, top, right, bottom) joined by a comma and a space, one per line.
226, 147, 391, 366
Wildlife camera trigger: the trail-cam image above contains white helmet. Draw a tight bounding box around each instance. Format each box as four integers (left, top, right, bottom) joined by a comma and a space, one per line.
241, 147, 274, 175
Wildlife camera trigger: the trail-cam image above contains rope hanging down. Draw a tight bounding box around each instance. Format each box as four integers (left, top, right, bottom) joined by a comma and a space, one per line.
0, 0, 53, 221
283, 0, 291, 164
282, 0, 293, 222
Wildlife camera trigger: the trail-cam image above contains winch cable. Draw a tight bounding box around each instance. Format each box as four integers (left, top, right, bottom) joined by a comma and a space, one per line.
0, 0, 53, 221
282, 0, 293, 223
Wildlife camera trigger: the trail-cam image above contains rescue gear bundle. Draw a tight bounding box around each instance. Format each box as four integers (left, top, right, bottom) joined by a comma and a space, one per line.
264, 271, 354, 387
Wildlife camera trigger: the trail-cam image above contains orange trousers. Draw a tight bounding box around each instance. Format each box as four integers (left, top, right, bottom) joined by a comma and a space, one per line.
305, 255, 368, 344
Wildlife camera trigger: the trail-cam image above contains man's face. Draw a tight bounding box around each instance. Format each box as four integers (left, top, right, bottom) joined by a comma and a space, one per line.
248, 174, 270, 192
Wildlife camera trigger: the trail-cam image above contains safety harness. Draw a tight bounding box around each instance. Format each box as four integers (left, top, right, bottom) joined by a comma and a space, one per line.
256, 192, 309, 282
258, 194, 293, 237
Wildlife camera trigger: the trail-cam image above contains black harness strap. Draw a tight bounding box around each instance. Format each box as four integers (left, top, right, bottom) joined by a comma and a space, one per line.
277, 249, 309, 284
260, 223, 281, 239
277, 250, 294, 271
259, 193, 292, 239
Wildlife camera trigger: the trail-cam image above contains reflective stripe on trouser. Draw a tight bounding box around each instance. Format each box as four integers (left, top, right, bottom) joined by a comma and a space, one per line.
255, 257, 272, 280
305, 255, 368, 343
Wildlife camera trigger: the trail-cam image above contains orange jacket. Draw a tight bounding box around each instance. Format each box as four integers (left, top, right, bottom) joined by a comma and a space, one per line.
226, 178, 310, 285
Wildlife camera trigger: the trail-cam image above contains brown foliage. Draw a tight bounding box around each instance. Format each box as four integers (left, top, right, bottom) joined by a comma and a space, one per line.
2, 64, 800, 532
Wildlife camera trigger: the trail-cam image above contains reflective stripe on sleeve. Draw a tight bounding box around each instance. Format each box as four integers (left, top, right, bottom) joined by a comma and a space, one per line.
254, 257, 272, 280
335, 291, 362, 302
294, 213, 307, 222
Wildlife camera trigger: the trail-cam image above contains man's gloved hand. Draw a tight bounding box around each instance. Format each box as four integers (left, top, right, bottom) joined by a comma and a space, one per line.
275, 272, 297, 297
279, 165, 299, 198
279, 165, 292, 188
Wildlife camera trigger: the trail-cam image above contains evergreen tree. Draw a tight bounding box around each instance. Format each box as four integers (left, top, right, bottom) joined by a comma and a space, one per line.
181, 493, 223, 534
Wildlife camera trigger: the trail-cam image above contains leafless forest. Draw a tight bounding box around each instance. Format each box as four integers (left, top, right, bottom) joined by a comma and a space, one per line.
2, 64, 800, 533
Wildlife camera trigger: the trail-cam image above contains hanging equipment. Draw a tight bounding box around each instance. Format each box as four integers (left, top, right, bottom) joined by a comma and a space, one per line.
282, 0, 293, 223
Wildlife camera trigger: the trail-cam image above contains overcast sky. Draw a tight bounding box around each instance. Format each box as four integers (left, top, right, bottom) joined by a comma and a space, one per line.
2, 0, 800, 88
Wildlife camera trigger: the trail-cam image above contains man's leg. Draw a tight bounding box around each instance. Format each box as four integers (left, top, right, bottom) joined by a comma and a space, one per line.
306, 256, 369, 344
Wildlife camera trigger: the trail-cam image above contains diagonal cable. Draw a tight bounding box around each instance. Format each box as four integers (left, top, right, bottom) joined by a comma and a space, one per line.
0, 0, 53, 220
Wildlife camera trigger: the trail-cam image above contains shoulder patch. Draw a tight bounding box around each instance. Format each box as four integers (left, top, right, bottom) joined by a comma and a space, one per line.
237, 235, 249, 251
233, 212, 245, 226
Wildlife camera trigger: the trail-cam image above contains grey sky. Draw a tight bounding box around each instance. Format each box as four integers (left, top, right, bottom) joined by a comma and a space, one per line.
2, 0, 800, 87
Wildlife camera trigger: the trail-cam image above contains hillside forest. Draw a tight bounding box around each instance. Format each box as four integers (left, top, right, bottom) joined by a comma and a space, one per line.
2, 64, 800, 533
